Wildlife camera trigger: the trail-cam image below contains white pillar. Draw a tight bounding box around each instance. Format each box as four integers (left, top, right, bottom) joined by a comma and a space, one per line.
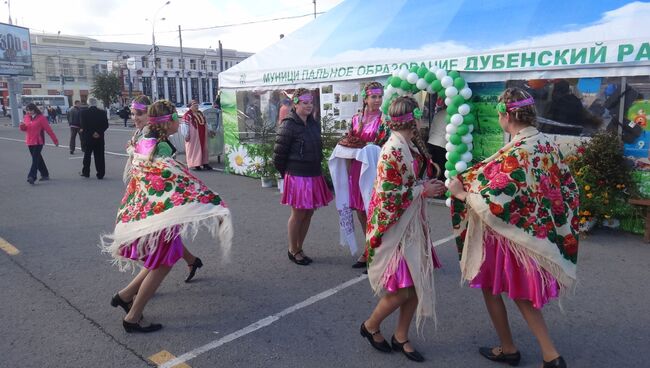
208, 78, 214, 102
163, 76, 169, 100
176, 75, 181, 103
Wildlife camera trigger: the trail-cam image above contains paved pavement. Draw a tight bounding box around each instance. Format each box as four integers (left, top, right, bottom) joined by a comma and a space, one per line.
0, 122, 649, 367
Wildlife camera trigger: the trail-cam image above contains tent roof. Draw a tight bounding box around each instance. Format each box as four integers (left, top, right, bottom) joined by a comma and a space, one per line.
220, 0, 650, 89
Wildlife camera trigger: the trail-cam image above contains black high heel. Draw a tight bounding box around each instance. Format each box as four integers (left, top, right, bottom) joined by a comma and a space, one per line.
351, 261, 366, 268
110, 294, 132, 314
391, 335, 425, 362
185, 257, 203, 283
479, 347, 521, 366
288, 251, 309, 266
122, 319, 162, 333
543, 356, 566, 368
360, 322, 392, 353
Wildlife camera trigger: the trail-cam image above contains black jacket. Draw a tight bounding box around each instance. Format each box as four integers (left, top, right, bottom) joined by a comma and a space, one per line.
273, 110, 323, 177
80, 106, 109, 140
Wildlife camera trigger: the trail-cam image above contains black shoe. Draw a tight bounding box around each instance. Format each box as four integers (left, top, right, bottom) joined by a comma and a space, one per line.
360, 322, 392, 353
288, 251, 309, 266
295, 250, 313, 264
110, 293, 132, 314
352, 261, 366, 268
479, 347, 521, 366
79, 172, 89, 178
191, 166, 203, 171
362, 269, 368, 274
391, 335, 425, 362
543, 356, 566, 368
122, 319, 162, 333
27, 177, 35, 185
96, 175, 104, 180
203, 164, 214, 170
70, 151, 74, 155
185, 257, 203, 283
39, 176, 49, 181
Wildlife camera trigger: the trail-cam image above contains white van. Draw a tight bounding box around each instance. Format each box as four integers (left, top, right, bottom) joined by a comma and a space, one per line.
20, 95, 70, 115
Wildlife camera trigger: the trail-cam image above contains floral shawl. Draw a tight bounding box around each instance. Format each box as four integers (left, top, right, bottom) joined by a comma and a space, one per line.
366, 132, 437, 330
102, 139, 233, 271
451, 127, 579, 292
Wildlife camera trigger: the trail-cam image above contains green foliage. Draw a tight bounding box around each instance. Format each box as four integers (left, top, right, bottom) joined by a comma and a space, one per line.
239, 112, 277, 178
90, 73, 121, 109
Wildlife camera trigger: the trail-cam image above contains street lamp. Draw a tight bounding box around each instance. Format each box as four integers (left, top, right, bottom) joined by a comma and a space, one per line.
145, 0, 170, 100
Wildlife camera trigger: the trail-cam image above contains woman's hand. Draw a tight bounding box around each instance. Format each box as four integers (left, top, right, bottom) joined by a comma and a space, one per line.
448, 178, 467, 201
423, 179, 446, 198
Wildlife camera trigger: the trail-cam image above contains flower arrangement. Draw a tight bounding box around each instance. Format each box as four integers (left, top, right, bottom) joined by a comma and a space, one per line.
565, 131, 640, 230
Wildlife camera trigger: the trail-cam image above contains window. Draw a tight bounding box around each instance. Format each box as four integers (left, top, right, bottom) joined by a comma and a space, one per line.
157, 77, 165, 99
45, 57, 56, 76
211, 60, 217, 71
200, 59, 206, 70
62, 58, 72, 76
142, 77, 152, 98
155, 57, 161, 69
91, 64, 99, 77
167, 77, 177, 102
141, 56, 149, 68
179, 58, 185, 69
167, 58, 174, 69
77, 59, 86, 77
190, 59, 196, 70
100, 64, 107, 73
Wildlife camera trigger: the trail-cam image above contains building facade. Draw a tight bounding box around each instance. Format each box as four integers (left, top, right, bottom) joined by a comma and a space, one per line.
1, 32, 252, 108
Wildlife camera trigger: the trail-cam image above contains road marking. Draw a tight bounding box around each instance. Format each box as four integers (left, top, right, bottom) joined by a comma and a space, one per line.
0, 136, 128, 157
149, 351, 191, 368
161, 234, 455, 368
0, 236, 20, 255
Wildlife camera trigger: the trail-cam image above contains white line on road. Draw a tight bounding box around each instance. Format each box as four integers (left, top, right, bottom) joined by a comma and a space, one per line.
160, 234, 455, 368
0, 136, 128, 157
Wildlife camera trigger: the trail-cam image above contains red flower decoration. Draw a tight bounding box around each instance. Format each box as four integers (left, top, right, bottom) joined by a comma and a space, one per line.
501, 156, 519, 173
563, 234, 578, 256
489, 202, 504, 216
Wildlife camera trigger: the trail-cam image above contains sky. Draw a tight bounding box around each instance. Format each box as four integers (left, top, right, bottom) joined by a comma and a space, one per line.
4, 0, 345, 53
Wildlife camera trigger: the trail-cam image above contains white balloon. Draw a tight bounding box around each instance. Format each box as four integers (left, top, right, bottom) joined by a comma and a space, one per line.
445, 97, 453, 106
445, 178, 451, 187
392, 70, 400, 77
445, 152, 450, 160
461, 152, 473, 162
458, 104, 471, 115
397, 88, 407, 96
445, 142, 456, 152
385, 86, 395, 96
445, 197, 452, 207
416, 78, 428, 90
451, 113, 463, 126
467, 143, 474, 151
435, 69, 447, 80
460, 87, 473, 99
426, 85, 434, 94
444, 170, 451, 179
461, 134, 473, 144
399, 68, 409, 80
445, 86, 458, 97
441, 76, 454, 88
445, 124, 457, 134
468, 124, 474, 133
445, 133, 451, 141
455, 161, 468, 172
407, 72, 419, 84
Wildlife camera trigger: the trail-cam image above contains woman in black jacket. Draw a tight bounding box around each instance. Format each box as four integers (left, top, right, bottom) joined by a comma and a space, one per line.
273, 88, 333, 265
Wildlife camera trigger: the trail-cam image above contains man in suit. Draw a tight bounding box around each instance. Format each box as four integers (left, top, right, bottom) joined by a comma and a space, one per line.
80, 98, 109, 179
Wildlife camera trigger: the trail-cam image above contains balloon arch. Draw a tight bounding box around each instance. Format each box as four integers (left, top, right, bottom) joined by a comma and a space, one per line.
381, 65, 475, 206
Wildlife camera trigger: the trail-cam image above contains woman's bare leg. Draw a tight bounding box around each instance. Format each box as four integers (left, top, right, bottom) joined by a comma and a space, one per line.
364, 289, 410, 343
124, 265, 172, 323
514, 299, 560, 362
482, 289, 518, 354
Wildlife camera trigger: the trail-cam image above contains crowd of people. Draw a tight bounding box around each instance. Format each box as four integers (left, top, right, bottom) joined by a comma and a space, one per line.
16, 84, 579, 368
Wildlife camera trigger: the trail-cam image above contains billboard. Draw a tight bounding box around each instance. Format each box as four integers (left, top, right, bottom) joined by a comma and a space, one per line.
0, 22, 32, 76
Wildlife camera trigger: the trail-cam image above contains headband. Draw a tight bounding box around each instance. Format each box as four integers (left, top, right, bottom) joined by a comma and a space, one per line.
293, 94, 313, 104
148, 114, 172, 124
497, 97, 535, 113
389, 107, 423, 123
131, 101, 148, 111
362, 88, 383, 98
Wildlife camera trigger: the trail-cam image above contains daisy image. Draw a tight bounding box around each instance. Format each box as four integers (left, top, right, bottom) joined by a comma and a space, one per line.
228, 145, 251, 175
249, 156, 264, 174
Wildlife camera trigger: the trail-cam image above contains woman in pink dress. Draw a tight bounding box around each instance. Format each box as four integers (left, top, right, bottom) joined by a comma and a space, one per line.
183, 99, 213, 171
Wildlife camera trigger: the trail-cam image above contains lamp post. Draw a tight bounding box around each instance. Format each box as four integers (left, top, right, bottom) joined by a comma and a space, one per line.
146, 0, 170, 101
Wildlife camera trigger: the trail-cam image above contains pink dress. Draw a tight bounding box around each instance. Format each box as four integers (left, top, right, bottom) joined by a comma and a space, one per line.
348, 112, 382, 211
184, 110, 210, 167
281, 174, 333, 209
470, 227, 560, 309
119, 227, 184, 270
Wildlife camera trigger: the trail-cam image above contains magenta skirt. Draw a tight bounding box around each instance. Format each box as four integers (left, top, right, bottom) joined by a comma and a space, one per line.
119, 227, 184, 270
281, 174, 333, 209
383, 248, 442, 293
348, 160, 364, 211
470, 228, 560, 309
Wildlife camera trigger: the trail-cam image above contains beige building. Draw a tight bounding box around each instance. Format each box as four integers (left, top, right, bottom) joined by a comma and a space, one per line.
2, 32, 252, 108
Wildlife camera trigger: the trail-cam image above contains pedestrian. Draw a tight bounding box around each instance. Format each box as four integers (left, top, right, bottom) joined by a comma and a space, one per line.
80, 98, 109, 179
2, 102, 6, 117
19, 103, 59, 184
449, 87, 580, 368
102, 99, 233, 333
55, 105, 62, 124
273, 88, 333, 265
426, 97, 448, 181
125, 95, 206, 283
183, 99, 214, 171
360, 96, 445, 363
119, 105, 131, 127
329, 81, 387, 268
67, 100, 83, 154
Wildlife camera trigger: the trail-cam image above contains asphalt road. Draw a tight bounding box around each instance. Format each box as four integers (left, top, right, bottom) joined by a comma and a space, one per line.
1, 121, 649, 368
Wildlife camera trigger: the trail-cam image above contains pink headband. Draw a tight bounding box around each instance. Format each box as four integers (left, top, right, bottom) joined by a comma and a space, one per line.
298, 94, 313, 102
131, 102, 148, 111
506, 97, 535, 111
389, 112, 414, 123
148, 114, 171, 124
367, 88, 383, 96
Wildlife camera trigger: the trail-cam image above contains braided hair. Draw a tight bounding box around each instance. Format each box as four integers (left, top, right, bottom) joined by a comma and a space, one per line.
498, 87, 537, 127
144, 99, 177, 162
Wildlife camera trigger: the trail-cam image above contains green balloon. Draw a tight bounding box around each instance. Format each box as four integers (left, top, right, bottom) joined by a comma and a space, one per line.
386, 76, 393, 85
450, 134, 462, 145
424, 71, 435, 83
463, 113, 476, 124
391, 77, 401, 88
448, 70, 460, 79
456, 143, 468, 153
456, 124, 469, 136
449, 170, 458, 177
417, 66, 428, 78
409, 65, 419, 73
447, 104, 458, 115
400, 80, 411, 91
411, 83, 420, 93
452, 95, 465, 106
445, 161, 455, 170
431, 80, 442, 91
454, 77, 465, 89
438, 89, 446, 99
445, 114, 451, 124
449, 151, 461, 163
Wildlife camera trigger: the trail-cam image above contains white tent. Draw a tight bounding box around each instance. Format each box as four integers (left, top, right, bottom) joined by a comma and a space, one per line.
220, 0, 650, 90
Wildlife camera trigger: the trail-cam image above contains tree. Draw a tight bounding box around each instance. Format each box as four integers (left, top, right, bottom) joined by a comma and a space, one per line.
90, 72, 121, 110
